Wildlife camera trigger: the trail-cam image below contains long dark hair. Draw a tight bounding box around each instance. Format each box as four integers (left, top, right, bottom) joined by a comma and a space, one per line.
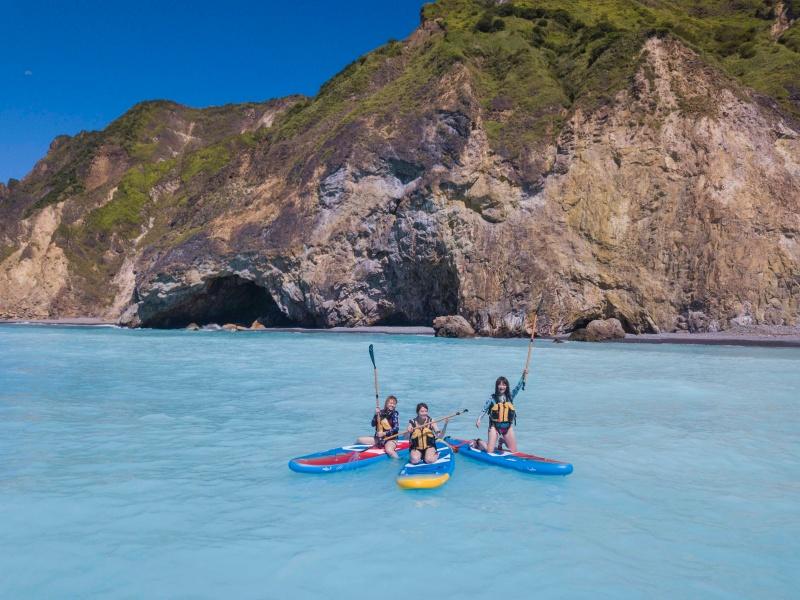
493, 376, 511, 401
415, 402, 428, 414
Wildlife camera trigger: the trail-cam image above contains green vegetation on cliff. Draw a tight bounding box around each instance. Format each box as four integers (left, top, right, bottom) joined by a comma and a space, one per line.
261, 0, 798, 168
85, 161, 175, 239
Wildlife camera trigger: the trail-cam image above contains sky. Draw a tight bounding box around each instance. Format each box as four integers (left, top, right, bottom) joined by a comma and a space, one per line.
0, 0, 429, 183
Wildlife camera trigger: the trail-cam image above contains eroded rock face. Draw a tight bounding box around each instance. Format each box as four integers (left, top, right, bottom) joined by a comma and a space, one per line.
433, 315, 476, 338
1, 32, 799, 336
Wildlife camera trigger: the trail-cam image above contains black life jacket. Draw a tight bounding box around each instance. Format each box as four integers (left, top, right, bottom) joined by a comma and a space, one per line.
489, 396, 516, 428
409, 417, 436, 451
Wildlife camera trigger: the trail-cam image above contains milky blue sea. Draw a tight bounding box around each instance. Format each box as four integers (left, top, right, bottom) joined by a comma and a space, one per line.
1, 325, 798, 599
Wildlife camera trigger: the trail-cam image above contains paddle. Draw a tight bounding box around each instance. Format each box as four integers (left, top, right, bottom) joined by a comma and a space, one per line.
522, 295, 545, 390
441, 438, 475, 453
382, 409, 469, 444
368, 344, 383, 436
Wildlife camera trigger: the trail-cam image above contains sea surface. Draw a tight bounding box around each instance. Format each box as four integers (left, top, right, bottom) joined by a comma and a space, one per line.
1, 325, 798, 599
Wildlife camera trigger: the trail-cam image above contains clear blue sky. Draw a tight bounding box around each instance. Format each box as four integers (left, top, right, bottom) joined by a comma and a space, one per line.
0, 0, 429, 183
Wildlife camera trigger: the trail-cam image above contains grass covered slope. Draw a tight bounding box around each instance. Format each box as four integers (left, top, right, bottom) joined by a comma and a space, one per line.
0, 98, 301, 314
255, 0, 798, 175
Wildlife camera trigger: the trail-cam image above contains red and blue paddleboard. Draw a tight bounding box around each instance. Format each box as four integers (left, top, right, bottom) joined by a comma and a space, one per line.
289, 440, 410, 474
445, 437, 572, 475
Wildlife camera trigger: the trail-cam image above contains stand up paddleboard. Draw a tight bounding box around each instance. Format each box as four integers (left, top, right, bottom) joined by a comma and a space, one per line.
445, 437, 572, 475
289, 440, 410, 474
396, 441, 454, 489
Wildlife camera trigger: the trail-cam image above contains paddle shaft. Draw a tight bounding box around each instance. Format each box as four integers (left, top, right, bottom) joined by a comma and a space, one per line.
373, 368, 380, 411
369, 344, 382, 434
523, 296, 544, 386
382, 409, 468, 443
523, 312, 539, 380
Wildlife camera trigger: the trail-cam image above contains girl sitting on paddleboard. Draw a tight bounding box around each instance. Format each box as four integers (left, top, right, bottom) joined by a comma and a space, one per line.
407, 402, 445, 465
474, 370, 527, 453
357, 395, 400, 458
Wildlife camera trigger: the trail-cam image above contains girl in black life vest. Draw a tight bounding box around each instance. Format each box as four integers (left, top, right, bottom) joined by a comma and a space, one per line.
474, 370, 527, 453
357, 395, 400, 458
407, 402, 444, 465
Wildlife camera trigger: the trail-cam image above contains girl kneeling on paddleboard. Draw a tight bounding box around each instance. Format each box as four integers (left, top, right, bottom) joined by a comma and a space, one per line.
474, 371, 527, 453
357, 395, 400, 458
407, 403, 444, 465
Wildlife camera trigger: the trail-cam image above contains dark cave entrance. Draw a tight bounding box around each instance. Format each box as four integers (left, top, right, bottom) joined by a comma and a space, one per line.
376, 258, 460, 326
141, 275, 297, 329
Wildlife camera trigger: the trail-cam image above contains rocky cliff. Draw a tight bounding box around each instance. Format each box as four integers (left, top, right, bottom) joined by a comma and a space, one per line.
1, 0, 799, 335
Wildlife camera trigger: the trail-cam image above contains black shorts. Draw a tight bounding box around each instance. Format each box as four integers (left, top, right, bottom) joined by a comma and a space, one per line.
410, 444, 436, 453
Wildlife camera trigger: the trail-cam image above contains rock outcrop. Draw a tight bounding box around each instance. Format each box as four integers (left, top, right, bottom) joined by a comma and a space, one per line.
569, 318, 626, 342
433, 315, 476, 338
1, 1, 799, 336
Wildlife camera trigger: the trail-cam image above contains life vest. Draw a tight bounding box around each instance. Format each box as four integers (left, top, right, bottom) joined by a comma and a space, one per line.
489, 397, 516, 428
375, 410, 396, 434
409, 418, 436, 451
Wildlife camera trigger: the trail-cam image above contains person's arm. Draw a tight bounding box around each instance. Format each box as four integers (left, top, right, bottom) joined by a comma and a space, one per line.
476, 397, 492, 428
511, 374, 526, 400
438, 418, 449, 439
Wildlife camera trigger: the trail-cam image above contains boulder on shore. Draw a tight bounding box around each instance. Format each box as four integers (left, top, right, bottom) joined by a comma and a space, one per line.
186, 322, 201, 331
250, 319, 266, 330
433, 315, 476, 338
569, 318, 626, 342
222, 323, 239, 331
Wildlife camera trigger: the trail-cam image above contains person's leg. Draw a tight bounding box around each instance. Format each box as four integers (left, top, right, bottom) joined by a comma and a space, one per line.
384, 440, 399, 459
424, 447, 438, 464
472, 438, 488, 451
503, 426, 518, 452
486, 426, 499, 453
409, 449, 422, 464
356, 436, 376, 445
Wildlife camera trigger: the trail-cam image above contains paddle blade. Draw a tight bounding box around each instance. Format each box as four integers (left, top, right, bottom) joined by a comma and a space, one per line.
368, 344, 376, 368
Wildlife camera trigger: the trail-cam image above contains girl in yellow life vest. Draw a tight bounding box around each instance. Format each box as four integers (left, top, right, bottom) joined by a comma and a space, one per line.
356, 395, 400, 458
407, 402, 443, 465
474, 370, 527, 453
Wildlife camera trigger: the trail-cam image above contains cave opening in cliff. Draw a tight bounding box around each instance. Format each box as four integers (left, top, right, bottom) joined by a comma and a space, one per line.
376, 258, 460, 326
141, 275, 297, 329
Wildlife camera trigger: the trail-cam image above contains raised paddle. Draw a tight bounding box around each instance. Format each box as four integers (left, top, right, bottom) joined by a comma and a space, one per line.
522, 295, 545, 390
368, 344, 383, 436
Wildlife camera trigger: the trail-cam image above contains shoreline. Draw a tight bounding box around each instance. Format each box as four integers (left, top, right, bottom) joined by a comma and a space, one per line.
2, 319, 800, 347
617, 331, 800, 348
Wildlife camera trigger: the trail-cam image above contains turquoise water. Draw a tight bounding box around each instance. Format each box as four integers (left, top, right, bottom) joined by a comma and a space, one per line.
1, 325, 799, 599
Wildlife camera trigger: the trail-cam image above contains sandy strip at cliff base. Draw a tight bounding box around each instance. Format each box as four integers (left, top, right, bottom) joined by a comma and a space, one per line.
614, 332, 800, 348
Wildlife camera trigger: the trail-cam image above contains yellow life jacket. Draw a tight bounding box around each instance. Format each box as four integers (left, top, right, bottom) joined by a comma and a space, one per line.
490, 399, 516, 427
409, 419, 436, 451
